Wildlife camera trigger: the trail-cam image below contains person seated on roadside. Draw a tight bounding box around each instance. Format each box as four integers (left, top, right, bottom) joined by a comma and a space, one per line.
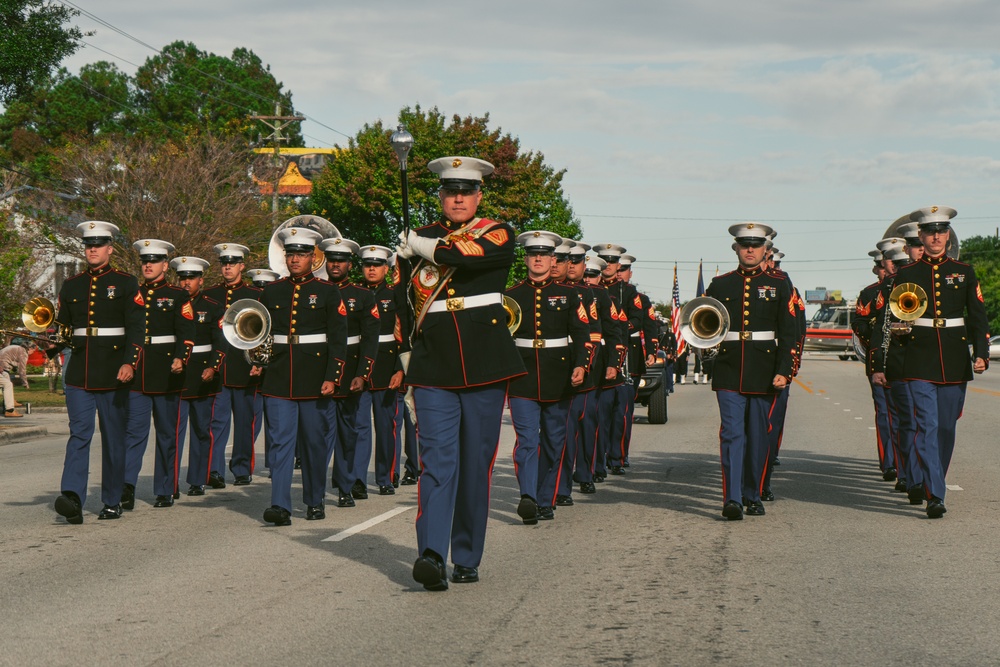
0, 341, 34, 417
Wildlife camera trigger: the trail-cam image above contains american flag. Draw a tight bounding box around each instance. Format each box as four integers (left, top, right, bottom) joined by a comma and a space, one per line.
671, 263, 685, 356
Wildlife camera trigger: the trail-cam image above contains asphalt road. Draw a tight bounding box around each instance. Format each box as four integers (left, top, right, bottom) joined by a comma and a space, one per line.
2, 357, 999, 666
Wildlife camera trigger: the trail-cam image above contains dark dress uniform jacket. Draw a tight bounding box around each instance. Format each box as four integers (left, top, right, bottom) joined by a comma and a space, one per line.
627, 290, 659, 375
562, 280, 604, 393
596, 282, 629, 389
57, 264, 144, 390
203, 281, 262, 387
706, 266, 798, 395
331, 280, 379, 398
871, 256, 990, 383
853, 280, 882, 377
367, 281, 411, 390
259, 274, 348, 399
404, 218, 526, 389
181, 293, 225, 399
506, 278, 591, 401
134, 280, 196, 394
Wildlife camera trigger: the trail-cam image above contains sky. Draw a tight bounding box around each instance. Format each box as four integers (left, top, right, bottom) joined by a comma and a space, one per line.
56, 0, 1000, 310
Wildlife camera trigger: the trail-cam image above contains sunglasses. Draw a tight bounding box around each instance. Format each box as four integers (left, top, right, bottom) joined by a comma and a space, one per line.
568, 258, 585, 264
219, 258, 243, 266
736, 239, 766, 249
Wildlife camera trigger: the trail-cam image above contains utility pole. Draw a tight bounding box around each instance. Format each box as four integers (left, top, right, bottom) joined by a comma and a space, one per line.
250, 102, 305, 229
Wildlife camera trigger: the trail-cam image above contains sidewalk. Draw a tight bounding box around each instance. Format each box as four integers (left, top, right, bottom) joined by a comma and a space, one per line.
0, 407, 66, 444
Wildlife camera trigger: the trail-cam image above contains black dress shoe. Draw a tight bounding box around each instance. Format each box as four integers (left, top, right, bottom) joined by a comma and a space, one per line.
412, 554, 448, 592
745, 500, 766, 516
622, 457, 630, 468
338, 491, 356, 508
894, 479, 908, 493
556, 494, 574, 507
926, 498, 947, 519
772, 457, 781, 466
294, 457, 301, 470
379, 485, 395, 496
451, 565, 479, 583
400, 470, 418, 486
392, 472, 399, 488
908, 483, 925, 505
121, 484, 135, 511
306, 504, 325, 520
153, 495, 174, 508
172, 491, 180, 499
761, 487, 775, 502
233, 475, 252, 486
98, 504, 122, 520
55, 493, 83, 524
351, 480, 368, 500
580, 482, 596, 494
208, 472, 226, 489
722, 500, 744, 521
593, 473, 606, 483
610, 466, 625, 475
263, 505, 291, 526
517, 495, 538, 525
538, 506, 555, 520
882, 467, 898, 482
187, 485, 205, 496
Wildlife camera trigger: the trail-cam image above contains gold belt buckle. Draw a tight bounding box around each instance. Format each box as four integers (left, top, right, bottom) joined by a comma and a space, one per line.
533, 339, 546, 349
289, 335, 300, 344
88, 327, 99, 337
446, 297, 465, 311
933, 318, 946, 328
739, 331, 751, 341
143, 335, 150, 344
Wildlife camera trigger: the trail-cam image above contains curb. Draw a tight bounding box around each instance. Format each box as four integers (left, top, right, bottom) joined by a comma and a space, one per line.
25, 407, 68, 414
0, 426, 48, 443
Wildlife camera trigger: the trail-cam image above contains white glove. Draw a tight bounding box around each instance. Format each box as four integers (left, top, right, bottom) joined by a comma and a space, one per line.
395, 230, 416, 259
405, 229, 439, 263
403, 386, 418, 427
398, 351, 411, 373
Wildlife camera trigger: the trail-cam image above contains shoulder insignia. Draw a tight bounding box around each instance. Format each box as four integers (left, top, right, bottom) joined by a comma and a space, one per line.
633, 295, 642, 309
455, 239, 485, 256
134, 291, 144, 306
856, 301, 871, 317
610, 303, 619, 319
647, 306, 656, 320
181, 302, 194, 320
394, 316, 403, 342
218, 316, 224, 329
589, 301, 598, 320
483, 229, 509, 246
370, 303, 380, 319
338, 300, 347, 316
577, 301, 589, 323
875, 292, 885, 310
977, 284, 985, 302
787, 293, 796, 316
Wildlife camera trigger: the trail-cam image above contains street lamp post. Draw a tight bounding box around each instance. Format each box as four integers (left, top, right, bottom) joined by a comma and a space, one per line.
389, 124, 414, 231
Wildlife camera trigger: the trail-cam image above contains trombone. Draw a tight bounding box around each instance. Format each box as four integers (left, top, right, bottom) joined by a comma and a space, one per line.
221, 299, 273, 365
679, 296, 730, 360
0, 297, 71, 345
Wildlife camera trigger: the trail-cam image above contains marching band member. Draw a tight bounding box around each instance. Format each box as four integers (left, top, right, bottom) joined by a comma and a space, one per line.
396, 155, 525, 590
616, 254, 659, 467
255, 228, 348, 525
246, 268, 279, 472
582, 256, 622, 484
54, 221, 143, 523
248, 269, 280, 289
594, 243, 633, 476
123, 239, 195, 510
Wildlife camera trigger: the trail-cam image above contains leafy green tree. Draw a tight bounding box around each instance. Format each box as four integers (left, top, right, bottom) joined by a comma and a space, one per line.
961, 234, 1000, 335
0, 0, 84, 105
305, 105, 581, 284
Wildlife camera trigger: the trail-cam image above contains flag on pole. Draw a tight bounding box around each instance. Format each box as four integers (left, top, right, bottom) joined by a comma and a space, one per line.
696, 259, 705, 297
671, 263, 685, 356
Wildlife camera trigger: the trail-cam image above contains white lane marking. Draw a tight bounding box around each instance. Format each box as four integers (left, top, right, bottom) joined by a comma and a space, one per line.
855, 417, 863, 420
947, 485, 963, 491
323, 506, 415, 542
868, 427, 875, 430
843, 409, 851, 412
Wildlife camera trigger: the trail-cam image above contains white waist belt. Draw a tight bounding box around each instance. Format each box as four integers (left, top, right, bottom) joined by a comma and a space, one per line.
346, 335, 361, 345
273, 334, 327, 344
630, 331, 642, 338
514, 337, 570, 349
146, 335, 176, 345
913, 317, 965, 328
72, 327, 125, 337
723, 331, 776, 342
191, 344, 212, 354
426, 293, 502, 313
378, 334, 397, 343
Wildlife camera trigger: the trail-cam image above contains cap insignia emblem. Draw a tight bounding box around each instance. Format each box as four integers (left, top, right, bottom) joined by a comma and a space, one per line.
181, 257, 187, 263
89, 222, 96, 229
452, 159, 462, 168
369, 246, 376, 251
533, 231, 541, 237
931, 206, 939, 213
747, 223, 755, 229
144, 240, 151, 247
290, 229, 297, 236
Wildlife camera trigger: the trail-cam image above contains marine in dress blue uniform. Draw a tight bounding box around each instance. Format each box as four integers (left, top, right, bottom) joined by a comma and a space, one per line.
318, 237, 379, 506
204, 243, 262, 488
247, 268, 280, 471
256, 228, 348, 525
53, 221, 144, 524
617, 254, 660, 467
871, 206, 989, 518
396, 156, 526, 591
705, 223, 798, 520
123, 239, 196, 510
507, 231, 589, 523
354, 245, 410, 495
595, 244, 634, 476
169, 257, 226, 496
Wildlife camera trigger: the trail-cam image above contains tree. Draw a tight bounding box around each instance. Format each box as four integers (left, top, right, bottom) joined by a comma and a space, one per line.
45, 133, 281, 280
0, 0, 84, 105
305, 105, 581, 283
960, 235, 1000, 335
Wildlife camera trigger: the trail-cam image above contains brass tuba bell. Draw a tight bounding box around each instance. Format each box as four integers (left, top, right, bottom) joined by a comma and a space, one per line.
889, 282, 928, 321
22, 297, 56, 332
502, 295, 522, 335
679, 296, 730, 359
222, 299, 273, 364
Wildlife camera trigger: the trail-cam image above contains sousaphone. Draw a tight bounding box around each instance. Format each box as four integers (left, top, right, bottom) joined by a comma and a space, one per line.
267, 215, 342, 279
883, 213, 959, 259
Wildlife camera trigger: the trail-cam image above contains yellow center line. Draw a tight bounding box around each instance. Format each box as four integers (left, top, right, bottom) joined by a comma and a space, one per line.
793, 377, 813, 394
970, 387, 1000, 397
